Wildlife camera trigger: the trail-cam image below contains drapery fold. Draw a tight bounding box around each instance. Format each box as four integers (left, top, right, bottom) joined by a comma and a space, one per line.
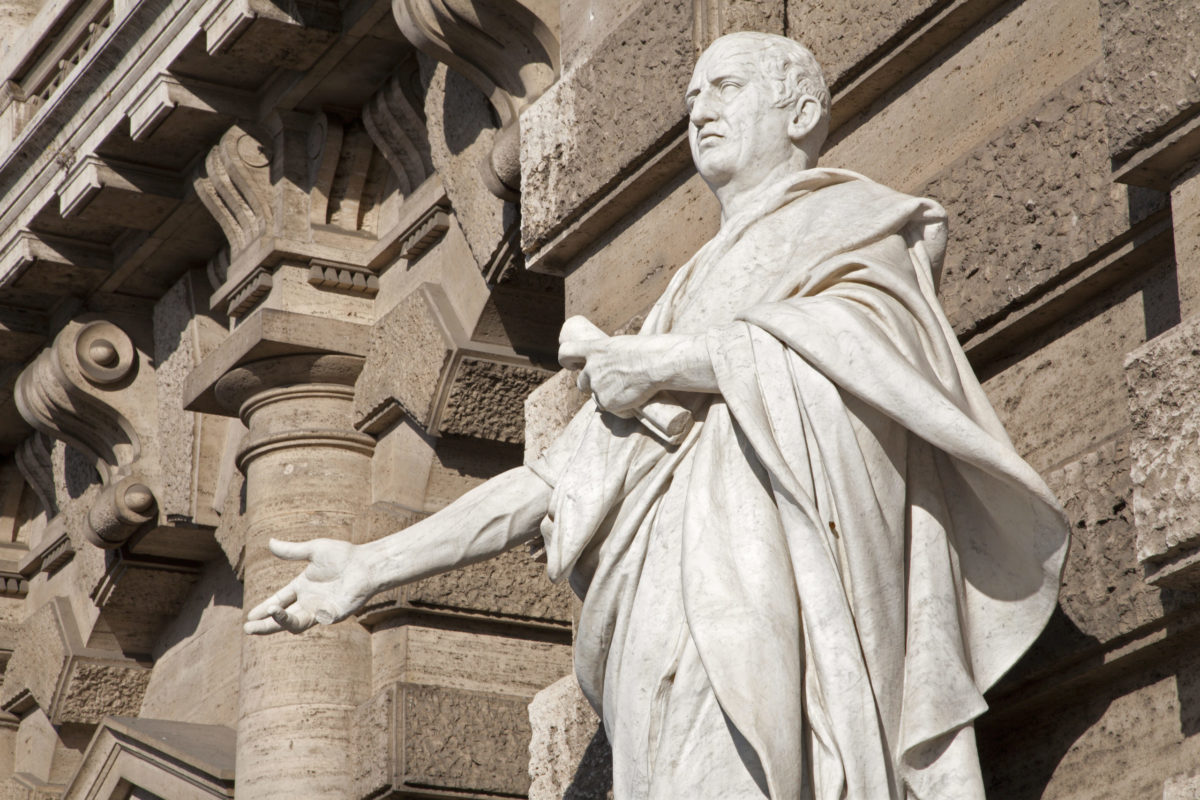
529, 168, 1068, 799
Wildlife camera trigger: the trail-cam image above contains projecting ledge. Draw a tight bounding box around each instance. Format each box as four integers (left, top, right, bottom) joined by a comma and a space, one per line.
182, 307, 369, 416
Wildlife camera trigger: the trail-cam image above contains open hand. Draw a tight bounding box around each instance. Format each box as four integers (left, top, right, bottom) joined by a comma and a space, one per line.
244, 538, 375, 635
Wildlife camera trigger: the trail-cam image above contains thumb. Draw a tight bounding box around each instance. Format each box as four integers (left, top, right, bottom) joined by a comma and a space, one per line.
269, 538, 317, 561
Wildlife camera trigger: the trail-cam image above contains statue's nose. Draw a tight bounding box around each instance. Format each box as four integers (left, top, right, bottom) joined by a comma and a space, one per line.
689, 92, 719, 127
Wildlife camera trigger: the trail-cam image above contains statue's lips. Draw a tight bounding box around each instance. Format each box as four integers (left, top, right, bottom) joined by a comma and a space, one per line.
698, 131, 725, 147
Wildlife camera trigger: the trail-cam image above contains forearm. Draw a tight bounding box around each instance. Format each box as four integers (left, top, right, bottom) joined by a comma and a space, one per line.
361, 465, 550, 593
644, 334, 719, 394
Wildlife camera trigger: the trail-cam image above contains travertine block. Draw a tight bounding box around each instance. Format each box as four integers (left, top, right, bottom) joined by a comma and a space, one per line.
528, 674, 612, 800
1125, 313, 1200, 586
1099, 0, 1200, 161
521, 0, 694, 252
1044, 437, 1167, 645
525, 369, 587, 461
824, 0, 1101, 193
983, 260, 1173, 473
787, 0, 942, 90
928, 68, 1166, 337
440, 358, 551, 443
354, 682, 535, 798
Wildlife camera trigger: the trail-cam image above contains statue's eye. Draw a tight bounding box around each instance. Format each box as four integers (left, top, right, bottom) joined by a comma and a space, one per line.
718, 80, 741, 99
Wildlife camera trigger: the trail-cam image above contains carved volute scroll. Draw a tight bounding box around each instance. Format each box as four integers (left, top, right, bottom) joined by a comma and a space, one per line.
363, 63, 435, 197
392, 0, 559, 194
13, 317, 157, 548
193, 124, 274, 257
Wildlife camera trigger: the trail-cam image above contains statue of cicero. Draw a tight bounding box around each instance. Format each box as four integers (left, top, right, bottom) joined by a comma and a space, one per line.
247, 31, 1069, 800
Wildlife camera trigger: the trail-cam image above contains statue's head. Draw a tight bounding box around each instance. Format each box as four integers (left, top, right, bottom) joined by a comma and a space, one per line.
687, 33, 830, 193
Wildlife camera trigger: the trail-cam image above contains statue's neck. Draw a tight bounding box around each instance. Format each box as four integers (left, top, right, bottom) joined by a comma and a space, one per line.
716, 155, 815, 227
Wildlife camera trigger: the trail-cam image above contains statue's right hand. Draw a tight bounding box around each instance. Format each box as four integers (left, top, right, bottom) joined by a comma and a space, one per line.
243, 538, 374, 635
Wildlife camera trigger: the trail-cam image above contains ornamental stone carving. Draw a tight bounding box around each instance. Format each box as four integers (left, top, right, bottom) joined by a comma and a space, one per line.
391, 0, 559, 196
13, 316, 157, 548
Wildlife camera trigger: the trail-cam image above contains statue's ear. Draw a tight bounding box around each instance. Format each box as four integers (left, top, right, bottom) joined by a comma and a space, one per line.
789, 96, 822, 145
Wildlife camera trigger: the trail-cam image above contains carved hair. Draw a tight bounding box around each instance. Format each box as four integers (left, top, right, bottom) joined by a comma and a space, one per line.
708, 32, 831, 120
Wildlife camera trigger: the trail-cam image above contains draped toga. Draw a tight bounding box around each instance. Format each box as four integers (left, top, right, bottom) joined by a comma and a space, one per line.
527, 168, 1069, 800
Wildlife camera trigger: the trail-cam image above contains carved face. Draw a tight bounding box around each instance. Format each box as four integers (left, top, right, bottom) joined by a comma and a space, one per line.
686, 40, 798, 191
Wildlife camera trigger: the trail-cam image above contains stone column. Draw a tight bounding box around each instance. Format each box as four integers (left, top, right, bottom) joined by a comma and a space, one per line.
215, 354, 374, 800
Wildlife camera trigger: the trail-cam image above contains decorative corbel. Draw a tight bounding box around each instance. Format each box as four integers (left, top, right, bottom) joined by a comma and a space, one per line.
13, 317, 157, 548
391, 0, 559, 197
363, 61, 435, 197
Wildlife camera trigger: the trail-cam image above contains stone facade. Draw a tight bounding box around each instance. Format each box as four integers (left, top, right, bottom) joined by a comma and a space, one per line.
0, 0, 1196, 797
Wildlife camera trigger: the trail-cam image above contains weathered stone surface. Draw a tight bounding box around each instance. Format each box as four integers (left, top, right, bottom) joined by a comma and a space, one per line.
979, 645, 1200, 800
403, 683, 532, 794
421, 59, 514, 271
439, 358, 551, 443
53, 660, 151, 724
521, 0, 695, 252
0, 603, 67, 714
562, 168, 718, 328
982, 258, 1178, 474
371, 626, 573, 697
152, 272, 228, 528
824, 0, 1102, 192
355, 286, 450, 431
1044, 437, 1169, 647
1125, 313, 1200, 585
356, 682, 535, 797
786, 0, 941, 90
528, 674, 613, 800
927, 68, 1166, 337
525, 369, 588, 461
1100, 0, 1200, 162
405, 546, 572, 623
140, 560, 243, 728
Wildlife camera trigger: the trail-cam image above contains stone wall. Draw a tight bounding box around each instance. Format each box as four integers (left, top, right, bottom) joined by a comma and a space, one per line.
0, 0, 1195, 797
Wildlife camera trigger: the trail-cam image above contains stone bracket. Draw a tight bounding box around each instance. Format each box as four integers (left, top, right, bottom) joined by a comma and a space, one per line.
14, 315, 160, 548
0, 229, 111, 286
126, 73, 257, 142
202, 0, 340, 70
58, 155, 182, 225
392, 0, 559, 194
354, 284, 552, 441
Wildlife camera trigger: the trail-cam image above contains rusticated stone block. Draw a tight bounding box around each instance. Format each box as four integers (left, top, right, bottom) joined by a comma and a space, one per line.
926, 67, 1166, 337
1125, 314, 1200, 586
405, 546, 572, 624
528, 674, 613, 800
0, 604, 67, 714
355, 287, 450, 433
439, 358, 552, 443
786, 0, 941, 90
53, 660, 151, 725
364, 546, 572, 626
1100, 0, 1200, 161
1044, 437, 1170, 646
354, 682, 533, 798
521, 0, 694, 252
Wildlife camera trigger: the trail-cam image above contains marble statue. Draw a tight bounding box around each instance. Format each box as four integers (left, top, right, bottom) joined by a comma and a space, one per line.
247, 32, 1069, 800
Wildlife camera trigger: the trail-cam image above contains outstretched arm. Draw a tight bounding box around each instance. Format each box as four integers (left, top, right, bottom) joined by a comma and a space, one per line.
245, 465, 551, 634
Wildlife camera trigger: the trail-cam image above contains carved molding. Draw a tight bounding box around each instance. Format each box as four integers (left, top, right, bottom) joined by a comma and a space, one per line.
363, 63, 434, 198
196, 114, 394, 314
391, 0, 559, 194
193, 124, 274, 256
13, 317, 158, 548
15, 432, 56, 517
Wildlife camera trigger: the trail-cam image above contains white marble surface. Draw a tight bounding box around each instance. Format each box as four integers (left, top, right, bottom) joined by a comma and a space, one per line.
248, 32, 1069, 800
